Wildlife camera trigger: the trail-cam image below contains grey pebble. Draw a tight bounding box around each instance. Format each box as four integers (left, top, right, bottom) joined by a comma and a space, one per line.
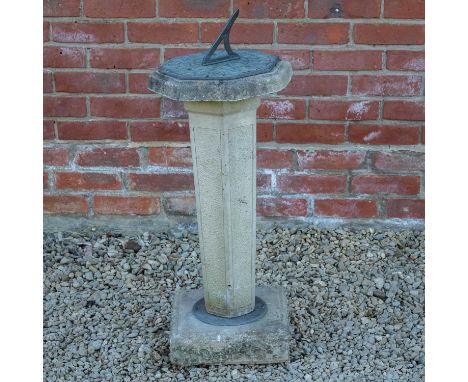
374, 277, 385, 289
88, 340, 102, 351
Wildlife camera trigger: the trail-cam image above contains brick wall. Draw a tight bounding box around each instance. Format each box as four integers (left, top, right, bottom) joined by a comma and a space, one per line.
43, 0, 425, 229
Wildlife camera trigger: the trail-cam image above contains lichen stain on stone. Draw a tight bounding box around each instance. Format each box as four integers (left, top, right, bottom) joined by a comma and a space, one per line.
363, 131, 382, 142
346, 101, 370, 120
263, 100, 294, 119
279, 53, 307, 69
275, 198, 301, 215
406, 58, 424, 71
373, 77, 420, 95
73, 31, 96, 43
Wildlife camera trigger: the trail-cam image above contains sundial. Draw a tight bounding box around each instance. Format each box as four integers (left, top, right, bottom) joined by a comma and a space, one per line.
159, 9, 280, 81
148, 9, 293, 366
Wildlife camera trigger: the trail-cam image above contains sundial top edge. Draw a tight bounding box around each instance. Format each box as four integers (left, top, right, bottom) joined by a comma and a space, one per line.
148, 58, 292, 102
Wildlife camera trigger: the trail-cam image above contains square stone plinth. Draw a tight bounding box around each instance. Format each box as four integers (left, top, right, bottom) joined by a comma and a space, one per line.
169, 287, 290, 366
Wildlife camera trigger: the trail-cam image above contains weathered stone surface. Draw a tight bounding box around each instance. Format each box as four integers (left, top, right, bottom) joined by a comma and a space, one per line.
185, 98, 259, 317
170, 287, 290, 366
148, 60, 292, 101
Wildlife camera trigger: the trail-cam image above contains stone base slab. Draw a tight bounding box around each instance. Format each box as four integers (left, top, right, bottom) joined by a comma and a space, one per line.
169, 287, 290, 366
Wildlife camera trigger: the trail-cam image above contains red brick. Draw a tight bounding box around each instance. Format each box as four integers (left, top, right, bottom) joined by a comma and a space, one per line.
235, 0, 305, 18
386, 199, 424, 218
202, 22, 274, 44
43, 172, 49, 189
128, 22, 198, 43
297, 150, 366, 170
257, 173, 272, 192
124, 173, 271, 198
314, 51, 382, 71
76, 148, 140, 167
315, 199, 378, 218
257, 149, 294, 169
159, 102, 186, 123
44, 147, 69, 166
281, 75, 348, 96
130, 121, 189, 142
44, 72, 53, 93
278, 22, 349, 44
84, 0, 155, 18
276, 123, 345, 144
94, 195, 160, 215
351, 175, 420, 194
44, 195, 88, 214
164, 48, 206, 61
257, 123, 273, 142
352, 75, 422, 96
263, 49, 310, 70
309, 0, 381, 18
44, 120, 55, 140
55, 72, 126, 93
129, 73, 153, 94
164, 195, 196, 216
383, 100, 424, 121
90, 97, 160, 119
310, 100, 379, 121
387, 50, 425, 71
44, 96, 86, 117
51, 22, 124, 43
277, 174, 346, 194
44, 22, 49, 42
44, 46, 86, 68
354, 24, 424, 45
128, 173, 194, 192
158, 101, 186, 121
148, 147, 193, 167
44, 0, 80, 16
421, 126, 425, 144
58, 121, 127, 141
159, 0, 229, 17
349, 124, 419, 145
373, 152, 424, 171
90, 48, 160, 69
56, 172, 121, 190
257, 197, 308, 217
258, 99, 306, 120
384, 0, 425, 19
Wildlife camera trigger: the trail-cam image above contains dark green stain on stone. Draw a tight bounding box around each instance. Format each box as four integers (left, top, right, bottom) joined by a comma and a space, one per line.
159, 50, 280, 81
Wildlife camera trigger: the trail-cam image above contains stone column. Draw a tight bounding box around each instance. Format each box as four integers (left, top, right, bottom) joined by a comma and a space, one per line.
184, 98, 259, 318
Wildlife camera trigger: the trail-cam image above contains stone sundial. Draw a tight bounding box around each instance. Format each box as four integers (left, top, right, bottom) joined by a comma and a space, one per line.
148, 9, 292, 365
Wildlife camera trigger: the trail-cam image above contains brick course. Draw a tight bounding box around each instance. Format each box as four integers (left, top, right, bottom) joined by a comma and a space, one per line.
44, 0, 425, 225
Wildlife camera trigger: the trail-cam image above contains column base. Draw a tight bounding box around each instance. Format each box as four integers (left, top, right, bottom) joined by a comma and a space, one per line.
169, 287, 290, 366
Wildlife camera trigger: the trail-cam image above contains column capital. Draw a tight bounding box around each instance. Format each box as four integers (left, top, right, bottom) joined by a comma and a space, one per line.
184, 98, 260, 116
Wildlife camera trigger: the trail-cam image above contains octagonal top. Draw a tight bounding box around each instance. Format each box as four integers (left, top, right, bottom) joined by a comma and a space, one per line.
148, 58, 292, 102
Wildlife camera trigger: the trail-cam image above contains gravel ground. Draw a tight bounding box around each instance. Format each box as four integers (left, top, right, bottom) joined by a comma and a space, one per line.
44, 226, 424, 382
